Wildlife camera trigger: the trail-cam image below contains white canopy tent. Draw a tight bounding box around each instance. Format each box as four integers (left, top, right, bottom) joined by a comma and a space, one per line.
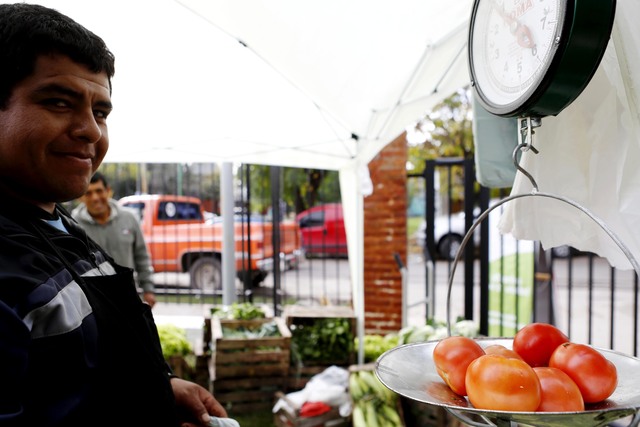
12, 0, 640, 354
22, 0, 473, 170
20, 0, 474, 362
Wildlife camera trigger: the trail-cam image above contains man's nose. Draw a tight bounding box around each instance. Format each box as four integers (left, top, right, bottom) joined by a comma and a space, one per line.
70, 109, 103, 143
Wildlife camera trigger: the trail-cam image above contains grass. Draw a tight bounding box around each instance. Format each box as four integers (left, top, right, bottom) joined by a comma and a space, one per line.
407, 216, 422, 240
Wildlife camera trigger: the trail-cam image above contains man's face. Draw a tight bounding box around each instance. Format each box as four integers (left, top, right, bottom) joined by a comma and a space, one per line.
0, 53, 112, 211
82, 180, 111, 219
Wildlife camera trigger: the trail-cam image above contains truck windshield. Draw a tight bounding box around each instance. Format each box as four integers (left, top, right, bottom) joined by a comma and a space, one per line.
158, 201, 203, 221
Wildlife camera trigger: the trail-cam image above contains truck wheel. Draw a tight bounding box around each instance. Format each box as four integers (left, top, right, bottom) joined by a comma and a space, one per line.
252, 270, 268, 288
236, 270, 269, 289
189, 257, 222, 292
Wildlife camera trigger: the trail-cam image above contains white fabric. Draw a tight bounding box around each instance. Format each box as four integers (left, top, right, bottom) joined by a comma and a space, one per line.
272, 366, 351, 416
19, 0, 475, 364
499, 0, 640, 271
19, 0, 640, 355
22, 0, 473, 170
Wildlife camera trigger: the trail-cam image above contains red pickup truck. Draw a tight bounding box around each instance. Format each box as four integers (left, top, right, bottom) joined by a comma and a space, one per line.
119, 194, 301, 290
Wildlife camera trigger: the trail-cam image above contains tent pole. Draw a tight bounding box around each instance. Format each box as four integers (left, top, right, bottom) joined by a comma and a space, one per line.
221, 162, 237, 305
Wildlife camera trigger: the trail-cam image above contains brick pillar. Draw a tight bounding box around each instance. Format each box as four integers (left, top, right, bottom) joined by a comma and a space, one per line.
363, 134, 407, 334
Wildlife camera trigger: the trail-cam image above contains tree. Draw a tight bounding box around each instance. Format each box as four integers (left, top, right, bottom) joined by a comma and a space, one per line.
241, 165, 340, 217
406, 87, 475, 212
406, 87, 474, 175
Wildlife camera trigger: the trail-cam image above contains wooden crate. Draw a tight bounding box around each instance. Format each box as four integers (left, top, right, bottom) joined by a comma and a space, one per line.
286, 364, 346, 391
167, 355, 193, 379
193, 355, 210, 389
210, 316, 291, 413
284, 305, 356, 391
213, 375, 284, 413
210, 316, 291, 379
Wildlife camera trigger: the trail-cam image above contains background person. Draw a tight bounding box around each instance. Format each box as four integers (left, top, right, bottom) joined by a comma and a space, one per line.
72, 172, 157, 307
0, 3, 226, 426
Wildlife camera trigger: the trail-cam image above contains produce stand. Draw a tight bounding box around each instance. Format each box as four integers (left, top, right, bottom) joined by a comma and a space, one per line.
284, 305, 356, 391
209, 316, 291, 413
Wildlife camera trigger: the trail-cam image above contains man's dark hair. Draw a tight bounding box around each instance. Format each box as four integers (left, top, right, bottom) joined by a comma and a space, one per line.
0, 3, 115, 108
90, 172, 109, 188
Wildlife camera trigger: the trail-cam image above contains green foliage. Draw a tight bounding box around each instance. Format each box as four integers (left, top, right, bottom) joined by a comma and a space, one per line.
406, 88, 475, 209
407, 88, 474, 175
241, 165, 341, 216
157, 324, 193, 359
356, 333, 400, 363
97, 163, 220, 200
211, 302, 266, 320
290, 317, 354, 364
406, 216, 422, 239
397, 318, 479, 345
221, 321, 281, 339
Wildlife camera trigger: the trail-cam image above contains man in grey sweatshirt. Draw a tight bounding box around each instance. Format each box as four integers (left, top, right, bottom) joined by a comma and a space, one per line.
72, 172, 157, 306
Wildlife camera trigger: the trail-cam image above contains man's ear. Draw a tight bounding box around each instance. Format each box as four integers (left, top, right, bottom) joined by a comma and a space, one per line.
107, 187, 114, 199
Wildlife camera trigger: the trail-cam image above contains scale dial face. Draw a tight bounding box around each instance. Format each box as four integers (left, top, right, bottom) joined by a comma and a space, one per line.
469, 0, 565, 116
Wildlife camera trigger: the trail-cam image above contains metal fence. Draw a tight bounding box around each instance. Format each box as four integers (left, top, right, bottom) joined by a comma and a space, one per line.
82, 163, 352, 316
89, 160, 640, 357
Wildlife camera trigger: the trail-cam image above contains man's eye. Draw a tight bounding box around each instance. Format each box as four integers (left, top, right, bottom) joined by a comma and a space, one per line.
94, 109, 110, 120
43, 98, 70, 108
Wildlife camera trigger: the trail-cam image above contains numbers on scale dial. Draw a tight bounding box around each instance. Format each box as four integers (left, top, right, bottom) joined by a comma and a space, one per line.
476, 0, 561, 105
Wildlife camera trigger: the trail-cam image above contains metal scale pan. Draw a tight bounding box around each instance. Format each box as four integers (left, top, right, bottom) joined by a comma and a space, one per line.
377, 120, 640, 427
376, 337, 640, 427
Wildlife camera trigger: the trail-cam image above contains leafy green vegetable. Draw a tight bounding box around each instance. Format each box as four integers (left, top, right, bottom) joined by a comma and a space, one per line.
157, 324, 193, 359
221, 321, 281, 338
211, 302, 266, 320
290, 317, 354, 364
396, 318, 479, 345
356, 333, 400, 363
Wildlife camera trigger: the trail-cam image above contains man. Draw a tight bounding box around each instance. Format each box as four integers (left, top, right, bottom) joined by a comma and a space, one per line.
0, 3, 227, 426
72, 172, 157, 307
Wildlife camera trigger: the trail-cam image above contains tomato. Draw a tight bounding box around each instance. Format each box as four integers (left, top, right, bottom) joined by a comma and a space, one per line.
533, 367, 584, 412
484, 344, 523, 360
433, 336, 485, 396
549, 342, 617, 403
465, 354, 541, 412
512, 323, 569, 367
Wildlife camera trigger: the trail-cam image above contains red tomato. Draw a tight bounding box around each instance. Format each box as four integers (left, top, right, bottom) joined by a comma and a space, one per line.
549, 342, 617, 403
465, 354, 541, 412
484, 344, 523, 360
513, 323, 569, 367
533, 367, 584, 412
433, 336, 485, 396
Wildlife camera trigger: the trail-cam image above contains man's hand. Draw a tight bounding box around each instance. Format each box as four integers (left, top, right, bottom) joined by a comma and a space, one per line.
170, 377, 228, 426
143, 291, 156, 307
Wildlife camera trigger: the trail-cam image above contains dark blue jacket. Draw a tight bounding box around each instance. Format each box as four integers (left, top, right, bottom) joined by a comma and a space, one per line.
0, 199, 177, 426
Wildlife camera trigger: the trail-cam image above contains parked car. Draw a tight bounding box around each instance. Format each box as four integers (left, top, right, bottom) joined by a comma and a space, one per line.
297, 203, 347, 258
119, 194, 301, 289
